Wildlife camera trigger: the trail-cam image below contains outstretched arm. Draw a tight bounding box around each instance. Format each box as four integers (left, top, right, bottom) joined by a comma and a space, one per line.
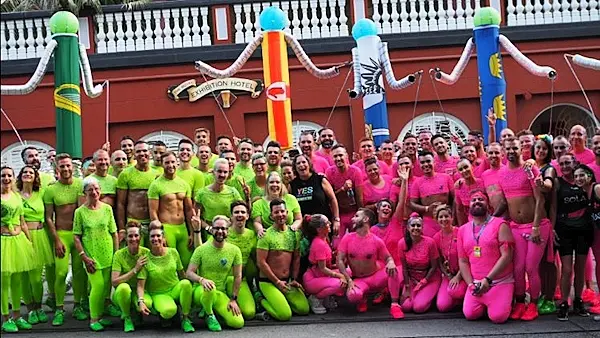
431, 38, 474, 85
284, 32, 340, 79
195, 35, 263, 78
569, 54, 600, 71
348, 48, 363, 98
1, 40, 58, 95
500, 35, 556, 78
78, 43, 104, 98
380, 42, 419, 90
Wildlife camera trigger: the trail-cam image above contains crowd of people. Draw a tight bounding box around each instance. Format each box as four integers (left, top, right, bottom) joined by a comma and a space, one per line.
1, 121, 600, 333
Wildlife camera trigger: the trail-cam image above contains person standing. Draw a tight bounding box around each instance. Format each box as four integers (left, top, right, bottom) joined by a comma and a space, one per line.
252, 172, 302, 237
89, 149, 118, 207
21, 146, 55, 187
234, 138, 256, 182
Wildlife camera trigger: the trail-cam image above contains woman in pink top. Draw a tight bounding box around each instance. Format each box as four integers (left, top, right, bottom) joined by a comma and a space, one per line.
454, 159, 485, 225
302, 214, 347, 314
458, 191, 515, 324
398, 213, 441, 313
362, 157, 393, 210
433, 205, 467, 312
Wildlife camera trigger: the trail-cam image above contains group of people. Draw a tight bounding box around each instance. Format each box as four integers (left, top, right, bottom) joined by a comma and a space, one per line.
1, 122, 600, 333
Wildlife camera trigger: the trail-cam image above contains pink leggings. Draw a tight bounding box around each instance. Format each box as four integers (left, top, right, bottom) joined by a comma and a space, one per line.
423, 216, 441, 238
401, 274, 441, 313
463, 282, 514, 324
347, 267, 402, 303
511, 219, 551, 299
303, 268, 346, 299
436, 276, 467, 312
589, 228, 600, 288
333, 213, 354, 250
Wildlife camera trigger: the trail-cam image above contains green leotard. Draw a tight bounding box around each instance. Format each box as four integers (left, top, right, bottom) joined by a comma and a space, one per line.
247, 178, 265, 200
112, 247, 150, 288
89, 173, 118, 195
175, 167, 205, 199
256, 226, 301, 253
43, 178, 83, 207
73, 203, 117, 269
147, 175, 192, 201
233, 163, 255, 182
251, 194, 301, 229
190, 242, 241, 292
21, 190, 45, 222
142, 248, 183, 294
116, 166, 158, 191
205, 174, 247, 200
1, 191, 23, 229
195, 186, 242, 223
40, 172, 55, 187
226, 228, 257, 267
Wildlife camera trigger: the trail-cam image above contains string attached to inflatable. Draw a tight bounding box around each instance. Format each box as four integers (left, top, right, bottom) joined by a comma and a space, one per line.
564, 53, 599, 119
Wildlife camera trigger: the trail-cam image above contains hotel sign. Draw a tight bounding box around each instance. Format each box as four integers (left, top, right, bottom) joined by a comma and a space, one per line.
167, 78, 263, 108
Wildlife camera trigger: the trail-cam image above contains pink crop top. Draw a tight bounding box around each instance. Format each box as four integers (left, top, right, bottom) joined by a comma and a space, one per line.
455, 178, 485, 207
398, 236, 439, 281
308, 237, 333, 278
338, 232, 389, 264
410, 173, 454, 200
497, 165, 539, 198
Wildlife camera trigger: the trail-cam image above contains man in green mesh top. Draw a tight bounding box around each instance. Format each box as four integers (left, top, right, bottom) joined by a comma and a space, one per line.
148, 151, 196, 267
187, 216, 244, 331
205, 150, 250, 202
116, 140, 158, 245
43, 153, 87, 325
89, 149, 118, 207
22, 146, 55, 187
190, 127, 218, 170
233, 138, 255, 182
176, 139, 205, 200
150, 141, 166, 175
109, 150, 128, 178
255, 198, 309, 321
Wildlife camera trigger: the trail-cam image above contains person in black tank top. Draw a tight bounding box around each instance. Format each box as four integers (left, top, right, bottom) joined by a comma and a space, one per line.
554, 156, 593, 319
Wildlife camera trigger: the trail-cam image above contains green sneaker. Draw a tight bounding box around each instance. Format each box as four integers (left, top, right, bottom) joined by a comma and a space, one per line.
123, 317, 135, 333
181, 318, 195, 333
540, 300, 557, 315
536, 296, 546, 309
36, 309, 49, 323
105, 303, 122, 317
81, 299, 90, 312
98, 318, 113, 327
205, 314, 222, 332
15, 318, 32, 330
27, 310, 39, 325
45, 298, 56, 311
89, 322, 104, 332
2, 319, 18, 333
73, 306, 89, 321
52, 310, 64, 326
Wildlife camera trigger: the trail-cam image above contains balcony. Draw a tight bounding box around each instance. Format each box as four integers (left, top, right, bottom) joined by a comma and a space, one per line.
1, 0, 599, 73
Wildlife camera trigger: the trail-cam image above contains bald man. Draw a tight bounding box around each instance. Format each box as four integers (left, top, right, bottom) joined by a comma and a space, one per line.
569, 125, 595, 165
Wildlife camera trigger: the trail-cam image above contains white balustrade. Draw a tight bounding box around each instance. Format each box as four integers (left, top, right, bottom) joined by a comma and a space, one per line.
1, 15, 55, 61
505, 0, 599, 25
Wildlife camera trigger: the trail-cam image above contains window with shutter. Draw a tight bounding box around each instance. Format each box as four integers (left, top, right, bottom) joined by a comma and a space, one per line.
397, 112, 470, 156
262, 121, 324, 150
1, 141, 55, 175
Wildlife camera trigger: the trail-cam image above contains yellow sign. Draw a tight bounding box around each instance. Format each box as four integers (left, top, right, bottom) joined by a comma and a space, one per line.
167, 78, 263, 103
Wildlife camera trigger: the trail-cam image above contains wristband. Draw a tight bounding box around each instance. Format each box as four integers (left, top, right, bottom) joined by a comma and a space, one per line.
484, 277, 493, 285
193, 230, 202, 233
230, 295, 238, 301
118, 229, 126, 233
137, 298, 144, 305
79, 251, 85, 256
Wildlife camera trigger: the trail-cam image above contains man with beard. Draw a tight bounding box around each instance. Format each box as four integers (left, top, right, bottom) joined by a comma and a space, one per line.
255, 199, 309, 321
109, 150, 128, 178
43, 153, 88, 325
325, 144, 364, 246
120, 136, 136, 166
494, 137, 550, 321
299, 131, 329, 174
206, 150, 249, 202
395, 134, 423, 178
148, 151, 196, 267
196, 144, 213, 177
431, 135, 459, 178
461, 144, 486, 177
517, 130, 535, 161
89, 149, 118, 207
191, 127, 219, 169
234, 138, 255, 182
315, 128, 336, 166
354, 138, 392, 178
265, 141, 283, 174
551, 136, 570, 177
379, 140, 396, 174
21, 146, 55, 187
188, 216, 244, 331
570, 125, 595, 165
176, 139, 205, 200
116, 141, 159, 245
409, 151, 454, 237
458, 190, 515, 324
418, 130, 434, 153
150, 141, 166, 174
467, 130, 486, 160
337, 208, 403, 318
481, 143, 506, 214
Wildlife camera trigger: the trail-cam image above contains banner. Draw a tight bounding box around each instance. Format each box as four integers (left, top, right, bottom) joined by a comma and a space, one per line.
167, 78, 263, 102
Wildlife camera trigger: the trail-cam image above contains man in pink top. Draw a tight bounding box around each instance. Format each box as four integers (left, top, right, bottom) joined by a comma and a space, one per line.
517, 130, 535, 162
379, 140, 396, 174
353, 138, 391, 178
481, 143, 506, 214
431, 134, 459, 178
467, 130, 486, 160
551, 136, 570, 177
395, 134, 424, 178
418, 130, 434, 153
462, 145, 487, 178
570, 125, 595, 165
590, 133, 600, 181
315, 128, 335, 166
299, 131, 329, 174
337, 208, 403, 319
325, 144, 364, 246
458, 190, 515, 324
494, 137, 551, 321
409, 151, 454, 237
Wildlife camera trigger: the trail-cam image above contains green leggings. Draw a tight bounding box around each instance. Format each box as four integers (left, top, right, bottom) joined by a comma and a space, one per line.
163, 224, 192, 268
225, 276, 255, 320
150, 280, 192, 319
55, 230, 88, 307
87, 267, 111, 320
21, 269, 43, 305
1, 273, 21, 316
112, 283, 153, 319
193, 284, 244, 329
258, 281, 309, 321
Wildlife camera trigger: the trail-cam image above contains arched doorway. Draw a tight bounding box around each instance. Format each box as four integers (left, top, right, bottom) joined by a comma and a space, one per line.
262, 120, 324, 150
141, 130, 192, 152
529, 104, 599, 147
1, 141, 55, 175
397, 112, 470, 156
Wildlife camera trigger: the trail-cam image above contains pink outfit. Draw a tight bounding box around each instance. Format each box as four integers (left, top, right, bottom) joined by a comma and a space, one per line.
550, 159, 563, 177
315, 150, 334, 167
362, 175, 393, 206
353, 159, 392, 179
398, 236, 441, 313
371, 218, 405, 264
434, 228, 467, 312
455, 178, 485, 208
473, 158, 489, 179
392, 160, 424, 178
338, 232, 401, 303
410, 173, 454, 237
573, 147, 595, 165
390, 176, 414, 206
303, 237, 345, 298
589, 162, 600, 182
435, 155, 460, 178
325, 165, 363, 243
592, 229, 600, 289
457, 217, 514, 323
311, 154, 331, 174
497, 165, 540, 198
481, 166, 505, 199
510, 219, 551, 298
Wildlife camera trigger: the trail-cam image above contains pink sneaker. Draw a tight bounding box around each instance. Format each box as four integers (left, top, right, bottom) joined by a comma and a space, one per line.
390, 303, 404, 319
520, 303, 539, 321
510, 303, 526, 320
357, 299, 368, 313
582, 289, 597, 304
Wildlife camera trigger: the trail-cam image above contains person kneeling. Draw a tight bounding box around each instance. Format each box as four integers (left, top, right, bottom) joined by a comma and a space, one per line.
187, 216, 245, 332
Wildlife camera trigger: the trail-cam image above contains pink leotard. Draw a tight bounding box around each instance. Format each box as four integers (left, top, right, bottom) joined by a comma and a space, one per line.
409, 173, 454, 200
481, 166, 505, 198
353, 159, 392, 179
433, 227, 459, 274
497, 165, 539, 198
573, 147, 595, 165
371, 218, 405, 264
362, 175, 393, 205
311, 154, 331, 174
398, 236, 439, 281
308, 237, 333, 278
455, 178, 485, 207
435, 156, 460, 178
315, 150, 334, 167
338, 232, 389, 269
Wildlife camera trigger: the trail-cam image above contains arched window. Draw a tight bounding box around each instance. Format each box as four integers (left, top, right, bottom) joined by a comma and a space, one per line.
397, 112, 470, 155
1, 141, 55, 175
529, 104, 599, 147
263, 121, 324, 150
141, 130, 193, 153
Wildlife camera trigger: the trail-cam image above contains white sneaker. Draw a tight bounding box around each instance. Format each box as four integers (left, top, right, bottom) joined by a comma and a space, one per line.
308, 295, 327, 314
323, 296, 338, 309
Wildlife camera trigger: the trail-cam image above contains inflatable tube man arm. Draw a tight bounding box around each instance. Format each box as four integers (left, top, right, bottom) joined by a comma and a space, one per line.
349, 48, 363, 97
380, 42, 419, 90
0, 40, 58, 95
499, 35, 556, 79
79, 43, 104, 98
284, 32, 340, 79
570, 54, 600, 71
432, 38, 475, 85
194, 35, 264, 78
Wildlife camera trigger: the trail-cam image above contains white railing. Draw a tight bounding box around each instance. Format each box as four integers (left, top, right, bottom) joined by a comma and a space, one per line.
232, 0, 350, 43
0, 15, 53, 61
506, 0, 600, 26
